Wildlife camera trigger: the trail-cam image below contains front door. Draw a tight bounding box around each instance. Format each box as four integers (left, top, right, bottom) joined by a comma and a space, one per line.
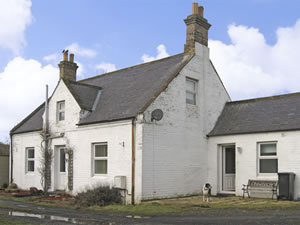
222, 145, 236, 192
55, 146, 67, 190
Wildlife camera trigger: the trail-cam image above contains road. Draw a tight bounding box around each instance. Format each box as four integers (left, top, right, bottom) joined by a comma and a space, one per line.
1, 199, 300, 224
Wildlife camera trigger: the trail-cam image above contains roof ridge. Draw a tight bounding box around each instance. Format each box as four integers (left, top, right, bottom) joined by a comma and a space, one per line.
228, 92, 300, 105
65, 80, 102, 89
78, 53, 185, 82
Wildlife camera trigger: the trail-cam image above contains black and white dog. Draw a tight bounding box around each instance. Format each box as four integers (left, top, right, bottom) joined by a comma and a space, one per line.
202, 183, 212, 202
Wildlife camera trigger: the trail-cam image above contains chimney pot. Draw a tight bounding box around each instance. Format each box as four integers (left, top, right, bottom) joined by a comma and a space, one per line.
184, 3, 211, 54
63, 51, 68, 61
198, 6, 204, 17
69, 53, 74, 63
58, 51, 78, 81
192, 2, 198, 15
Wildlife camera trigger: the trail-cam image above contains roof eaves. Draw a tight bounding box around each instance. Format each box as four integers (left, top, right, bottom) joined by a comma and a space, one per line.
77, 116, 135, 127
138, 54, 194, 114
12, 128, 43, 135
207, 127, 300, 137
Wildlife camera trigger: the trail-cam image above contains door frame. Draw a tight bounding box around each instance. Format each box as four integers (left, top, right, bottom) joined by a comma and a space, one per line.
218, 144, 236, 194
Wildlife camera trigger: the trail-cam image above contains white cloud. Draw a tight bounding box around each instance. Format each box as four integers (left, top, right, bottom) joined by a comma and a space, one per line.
43, 53, 60, 64
142, 44, 169, 63
65, 43, 97, 58
209, 20, 300, 100
0, 0, 32, 54
0, 57, 58, 141
96, 63, 117, 74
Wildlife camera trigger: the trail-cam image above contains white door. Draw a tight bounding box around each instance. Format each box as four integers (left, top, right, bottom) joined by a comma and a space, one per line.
55, 146, 67, 190
222, 146, 236, 191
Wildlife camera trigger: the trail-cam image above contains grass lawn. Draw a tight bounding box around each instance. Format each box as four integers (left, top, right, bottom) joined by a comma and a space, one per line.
92, 196, 300, 215
0, 216, 33, 225
1, 193, 300, 215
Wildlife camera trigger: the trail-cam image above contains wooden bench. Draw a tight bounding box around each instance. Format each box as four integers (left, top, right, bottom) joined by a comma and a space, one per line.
242, 180, 278, 199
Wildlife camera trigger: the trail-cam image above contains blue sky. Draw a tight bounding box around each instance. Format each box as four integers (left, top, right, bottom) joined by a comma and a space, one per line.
1, 0, 300, 141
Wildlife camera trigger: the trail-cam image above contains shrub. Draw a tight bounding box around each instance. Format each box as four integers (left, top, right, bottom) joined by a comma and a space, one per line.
74, 185, 122, 207
2, 183, 8, 189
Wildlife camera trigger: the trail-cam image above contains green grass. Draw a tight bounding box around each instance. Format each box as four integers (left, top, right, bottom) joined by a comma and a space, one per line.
0, 215, 34, 225
2, 193, 300, 216
90, 196, 300, 215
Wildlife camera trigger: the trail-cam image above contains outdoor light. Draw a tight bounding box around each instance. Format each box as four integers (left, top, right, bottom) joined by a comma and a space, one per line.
237, 147, 242, 153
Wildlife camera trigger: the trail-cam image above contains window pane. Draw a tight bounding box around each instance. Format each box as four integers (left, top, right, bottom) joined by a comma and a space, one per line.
60, 149, 66, 172
186, 79, 195, 92
95, 160, 107, 174
59, 102, 65, 110
186, 92, 196, 105
261, 143, 276, 156
28, 149, 34, 159
95, 145, 107, 157
260, 159, 278, 173
28, 161, 34, 172
225, 147, 236, 174
59, 112, 65, 121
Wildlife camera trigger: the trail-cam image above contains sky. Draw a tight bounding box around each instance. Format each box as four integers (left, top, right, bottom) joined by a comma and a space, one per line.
1, 0, 300, 142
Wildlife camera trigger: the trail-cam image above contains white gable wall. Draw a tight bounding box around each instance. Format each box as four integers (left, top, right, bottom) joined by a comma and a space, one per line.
208, 131, 300, 200
141, 43, 230, 200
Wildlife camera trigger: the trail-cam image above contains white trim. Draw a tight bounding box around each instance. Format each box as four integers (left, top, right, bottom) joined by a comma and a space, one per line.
257, 141, 278, 175
92, 142, 108, 176
186, 77, 198, 105
25, 147, 35, 173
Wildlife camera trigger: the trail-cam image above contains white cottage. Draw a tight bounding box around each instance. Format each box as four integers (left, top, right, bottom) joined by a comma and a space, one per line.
9, 3, 300, 204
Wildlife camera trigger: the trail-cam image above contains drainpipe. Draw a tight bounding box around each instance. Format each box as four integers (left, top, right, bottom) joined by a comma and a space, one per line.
131, 119, 136, 205
9, 133, 13, 184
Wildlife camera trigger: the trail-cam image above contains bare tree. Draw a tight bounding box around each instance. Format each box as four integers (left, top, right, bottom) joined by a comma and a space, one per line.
39, 131, 52, 193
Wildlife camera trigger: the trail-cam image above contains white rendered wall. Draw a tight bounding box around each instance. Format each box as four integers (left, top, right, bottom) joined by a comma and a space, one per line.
11, 132, 43, 190
208, 131, 300, 200
141, 43, 230, 200
12, 80, 135, 204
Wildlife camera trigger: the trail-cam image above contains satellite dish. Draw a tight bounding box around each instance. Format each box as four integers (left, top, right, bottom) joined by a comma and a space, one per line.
151, 109, 163, 122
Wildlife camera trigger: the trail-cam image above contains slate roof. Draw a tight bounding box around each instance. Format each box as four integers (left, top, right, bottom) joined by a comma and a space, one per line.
11, 53, 190, 134
66, 81, 101, 111
209, 92, 300, 136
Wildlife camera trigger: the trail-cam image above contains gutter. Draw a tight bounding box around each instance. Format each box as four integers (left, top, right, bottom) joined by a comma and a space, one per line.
131, 119, 136, 205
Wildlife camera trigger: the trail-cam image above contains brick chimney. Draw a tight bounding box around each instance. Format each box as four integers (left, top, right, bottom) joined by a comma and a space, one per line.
58, 50, 78, 81
184, 2, 211, 54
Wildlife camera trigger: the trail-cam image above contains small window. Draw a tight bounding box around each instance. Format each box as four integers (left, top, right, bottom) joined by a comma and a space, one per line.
26, 147, 35, 173
258, 143, 278, 174
92, 143, 108, 175
57, 101, 65, 121
186, 78, 197, 105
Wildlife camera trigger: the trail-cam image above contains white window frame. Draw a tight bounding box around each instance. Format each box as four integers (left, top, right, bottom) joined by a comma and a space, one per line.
57, 100, 65, 122
92, 143, 108, 176
25, 147, 35, 173
186, 78, 197, 105
258, 142, 278, 175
